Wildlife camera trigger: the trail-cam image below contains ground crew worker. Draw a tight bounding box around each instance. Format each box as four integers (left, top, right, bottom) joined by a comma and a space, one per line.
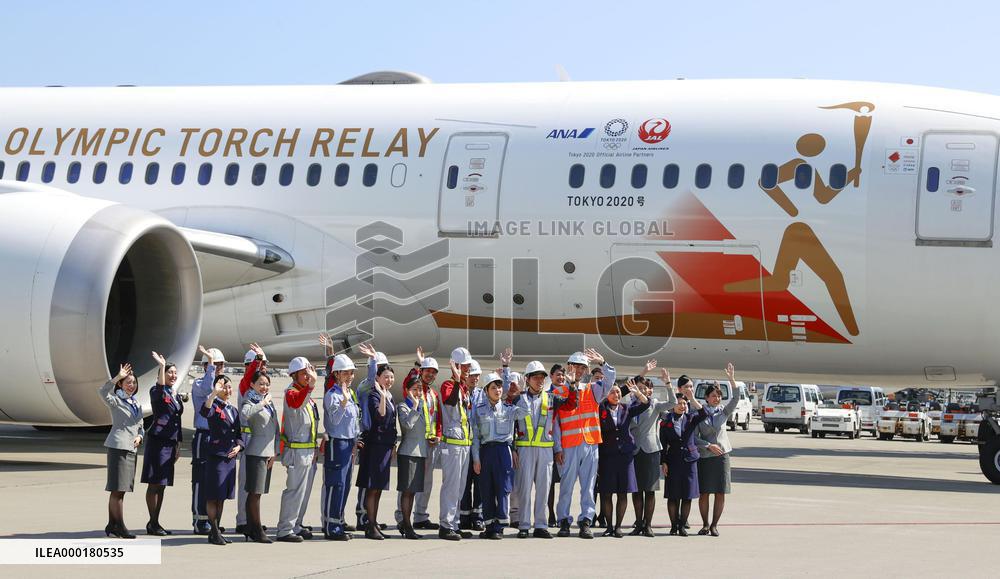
470, 348, 529, 540
437, 346, 475, 540
276, 357, 320, 542
394, 349, 441, 530
460, 359, 485, 531
511, 353, 575, 539
321, 352, 360, 541
552, 348, 615, 539
191, 346, 225, 535
235, 343, 266, 537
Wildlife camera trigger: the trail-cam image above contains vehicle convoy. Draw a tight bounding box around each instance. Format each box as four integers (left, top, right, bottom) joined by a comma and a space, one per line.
811, 399, 861, 439
835, 387, 886, 437
695, 380, 753, 431
762, 384, 822, 434
877, 401, 932, 441
939, 402, 983, 444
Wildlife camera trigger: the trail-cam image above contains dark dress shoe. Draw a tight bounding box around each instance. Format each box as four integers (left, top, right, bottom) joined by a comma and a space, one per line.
104, 524, 120, 538
578, 520, 594, 539
145, 523, 168, 537
548, 515, 558, 528
709, 527, 720, 537
459, 530, 473, 539
276, 534, 303, 543
669, 524, 678, 536
473, 520, 486, 531
193, 522, 212, 535
364, 527, 384, 540
438, 529, 461, 541
533, 528, 553, 539
235, 524, 248, 536
298, 528, 313, 540
698, 527, 711, 536
414, 520, 440, 530
401, 525, 422, 540
612, 527, 624, 538
517, 529, 530, 538
640, 527, 655, 538
601, 527, 615, 537
628, 524, 644, 536
677, 526, 689, 537
557, 520, 571, 537
116, 524, 136, 539
208, 529, 226, 546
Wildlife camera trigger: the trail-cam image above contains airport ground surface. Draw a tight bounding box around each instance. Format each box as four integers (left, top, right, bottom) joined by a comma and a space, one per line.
1, 380, 997, 578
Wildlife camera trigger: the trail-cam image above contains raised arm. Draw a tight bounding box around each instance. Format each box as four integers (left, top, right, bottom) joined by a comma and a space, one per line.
721, 363, 741, 419
151, 351, 166, 386
584, 348, 615, 402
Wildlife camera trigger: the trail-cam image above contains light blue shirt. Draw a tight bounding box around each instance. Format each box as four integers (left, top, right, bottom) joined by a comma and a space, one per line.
471, 392, 529, 462
192, 365, 215, 430
324, 385, 360, 440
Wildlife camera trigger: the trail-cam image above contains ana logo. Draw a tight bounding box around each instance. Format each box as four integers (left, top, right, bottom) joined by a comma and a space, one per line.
604, 119, 629, 137
638, 118, 671, 143
546, 128, 595, 139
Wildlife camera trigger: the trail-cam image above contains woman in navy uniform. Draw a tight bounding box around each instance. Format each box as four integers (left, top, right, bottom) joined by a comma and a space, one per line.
241, 368, 281, 543
99, 363, 144, 538
199, 374, 245, 545
141, 351, 183, 536
660, 377, 707, 536
596, 379, 649, 537
356, 358, 397, 539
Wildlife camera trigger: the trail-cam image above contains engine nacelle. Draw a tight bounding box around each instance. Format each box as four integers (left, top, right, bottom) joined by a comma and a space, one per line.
0, 183, 202, 425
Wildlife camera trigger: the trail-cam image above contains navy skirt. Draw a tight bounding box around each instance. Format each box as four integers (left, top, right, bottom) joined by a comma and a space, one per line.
206, 455, 238, 500
596, 450, 637, 494
140, 437, 177, 485
664, 455, 699, 500
356, 443, 392, 491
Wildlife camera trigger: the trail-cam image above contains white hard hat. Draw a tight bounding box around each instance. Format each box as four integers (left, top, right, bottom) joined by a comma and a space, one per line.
567, 351, 588, 365
484, 372, 502, 385
451, 347, 473, 365
524, 361, 547, 376
332, 354, 356, 372
420, 357, 439, 371
288, 357, 310, 374
468, 359, 482, 375
202, 348, 226, 364
374, 351, 389, 365
509, 372, 523, 387
243, 349, 267, 365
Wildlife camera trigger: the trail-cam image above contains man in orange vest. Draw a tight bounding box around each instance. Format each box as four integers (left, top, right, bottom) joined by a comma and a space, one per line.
552, 348, 615, 539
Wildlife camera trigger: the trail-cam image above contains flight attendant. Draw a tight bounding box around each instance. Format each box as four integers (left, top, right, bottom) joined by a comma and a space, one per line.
396, 366, 436, 539
235, 343, 266, 536
596, 379, 649, 537
660, 378, 707, 536
394, 349, 441, 531
695, 363, 740, 537
353, 345, 388, 531
199, 374, 245, 545
357, 354, 396, 539
276, 357, 321, 542
141, 350, 183, 536
99, 363, 143, 539
629, 363, 677, 537
191, 346, 226, 535
240, 367, 280, 543
321, 351, 360, 541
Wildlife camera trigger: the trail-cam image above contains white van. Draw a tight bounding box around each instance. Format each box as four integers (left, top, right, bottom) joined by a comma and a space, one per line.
834, 386, 887, 437
694, 381, 753, 431
762, 384, 822, 434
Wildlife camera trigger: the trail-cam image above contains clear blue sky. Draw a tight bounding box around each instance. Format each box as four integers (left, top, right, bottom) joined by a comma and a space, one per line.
4, 0, 996, 94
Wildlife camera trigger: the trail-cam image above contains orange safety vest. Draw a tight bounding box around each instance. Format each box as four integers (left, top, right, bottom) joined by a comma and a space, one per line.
554, 383, 601, 448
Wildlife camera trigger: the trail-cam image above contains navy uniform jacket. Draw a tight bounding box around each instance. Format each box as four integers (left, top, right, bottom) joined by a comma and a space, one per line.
362, 389, 397, 447
660, 407, 708, 464
147, 383, 184, 442
199, 399, 245, 458
597, 400, 649, 456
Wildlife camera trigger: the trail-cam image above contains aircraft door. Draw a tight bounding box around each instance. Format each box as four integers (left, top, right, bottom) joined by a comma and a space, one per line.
916, 132, 998, 244
438, 132, 508, 236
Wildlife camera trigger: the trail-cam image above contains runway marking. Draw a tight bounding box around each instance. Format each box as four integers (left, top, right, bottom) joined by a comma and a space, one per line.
290, 543, 454, 577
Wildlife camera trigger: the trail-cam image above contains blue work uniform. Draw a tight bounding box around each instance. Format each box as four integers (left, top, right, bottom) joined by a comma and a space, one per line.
471, 390, 529, 535
322, 375, 361, 537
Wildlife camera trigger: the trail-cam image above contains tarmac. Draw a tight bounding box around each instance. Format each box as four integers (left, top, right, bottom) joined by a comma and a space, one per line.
1, 379, 998, 578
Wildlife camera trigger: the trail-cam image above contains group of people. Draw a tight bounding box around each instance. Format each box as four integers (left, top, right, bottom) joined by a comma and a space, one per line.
98, 337, 742, 545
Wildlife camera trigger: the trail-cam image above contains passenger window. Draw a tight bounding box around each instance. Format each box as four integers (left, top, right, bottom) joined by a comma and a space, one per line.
198, 163, 213, 185
568, 164, 585, 189
926, 167, 940, 192
0, 160, 4, 179
334, 163, 350, 186
631, 164, 647, 189
599, 164, 615, 189
829, 163, 847, 189
251, 163, 266, 186
760, 163, 778, 189
695, 164, 712, 189
362, 163, 378, 187
390, 163, 406, 187
662, 164, 679, 188
41, 161, 56, 183
67, 161, 81, 184
119, 162, 133, 184
93, 162, 107, 184
171, 162, 185, 185
727, 164, 745, 188
224, 163, 239, 185
447, 165, 459, 189
306, 163, 322, 186
145, 162, 159, 185
16, 161, 29, 181
794, 163, 812, 189
279, 163, 293, 186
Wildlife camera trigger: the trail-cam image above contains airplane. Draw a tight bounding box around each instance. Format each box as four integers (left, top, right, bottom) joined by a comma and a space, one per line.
0, 71, 997, 482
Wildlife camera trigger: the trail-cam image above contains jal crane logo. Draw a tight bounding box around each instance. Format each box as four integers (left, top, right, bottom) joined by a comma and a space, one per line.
638, 118, 671, 144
